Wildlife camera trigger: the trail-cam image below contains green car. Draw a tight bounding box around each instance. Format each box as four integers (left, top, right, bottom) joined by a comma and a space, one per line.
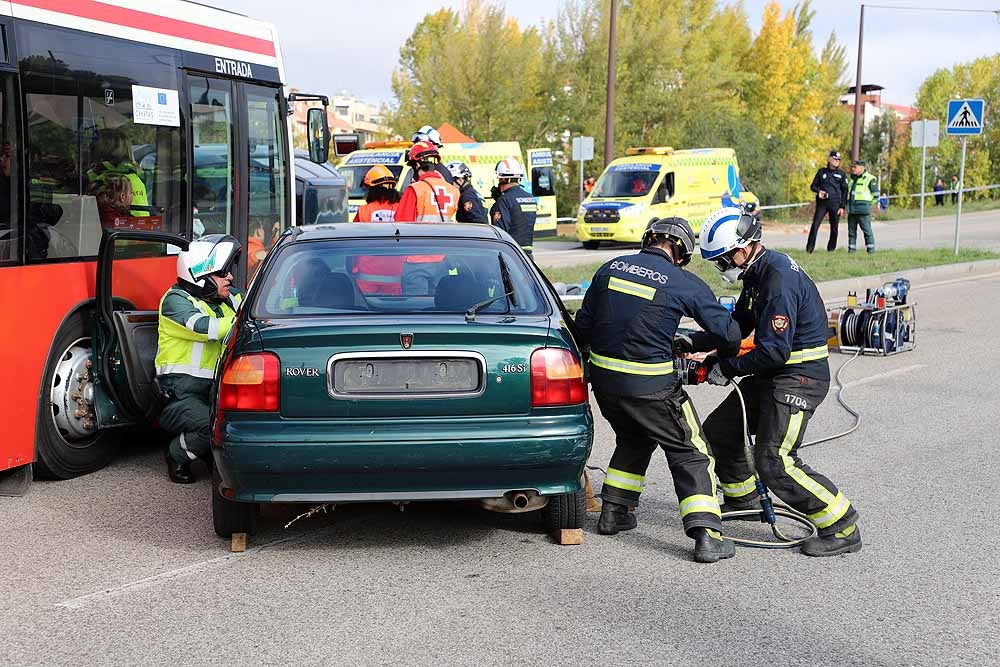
211, 223, 593, 537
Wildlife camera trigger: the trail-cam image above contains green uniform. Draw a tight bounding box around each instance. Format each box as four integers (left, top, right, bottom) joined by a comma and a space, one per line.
847, 171, 878, 253
155, 285, 242, 464
88, 161, 150, 217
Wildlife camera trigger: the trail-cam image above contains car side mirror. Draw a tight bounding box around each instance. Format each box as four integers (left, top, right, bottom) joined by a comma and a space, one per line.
307, 107, 330, 164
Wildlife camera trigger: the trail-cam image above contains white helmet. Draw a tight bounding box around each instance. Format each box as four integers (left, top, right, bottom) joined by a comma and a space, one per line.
699, 206, 762, 282
412, 125, 443, 147
495, 157, 525, 180
445, 160, 471, 181
177, 234, 241, 298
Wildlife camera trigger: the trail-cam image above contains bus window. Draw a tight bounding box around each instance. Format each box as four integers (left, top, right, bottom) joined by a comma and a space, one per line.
190, 78, 234, 240
245, 85, 288, 275
0, 75, 18, 265
20, 23, 186, 261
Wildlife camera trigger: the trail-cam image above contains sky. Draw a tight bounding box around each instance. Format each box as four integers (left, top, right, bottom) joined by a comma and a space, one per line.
216, 0, 1000, 108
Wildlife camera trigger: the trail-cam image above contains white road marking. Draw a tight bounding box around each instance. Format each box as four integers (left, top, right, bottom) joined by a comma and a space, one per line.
841, 364, 926, 389
56, 526, 333, 610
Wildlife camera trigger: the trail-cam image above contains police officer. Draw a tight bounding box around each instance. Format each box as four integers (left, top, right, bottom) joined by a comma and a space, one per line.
847, 159, 879, 254
575, 218, 743, 563
156, 234, 242, 483
806, 150, 848, 253
412, 125, 455, 184
490, 157, 536, 255
695, 206, 861, 557
446, 161, 488, 223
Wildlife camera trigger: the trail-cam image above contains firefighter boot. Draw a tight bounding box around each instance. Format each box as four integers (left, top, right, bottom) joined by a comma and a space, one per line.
801, 524, 862, 557
597, 499, 637, 535
693, 528, 736, 563
165, 450, 195, 484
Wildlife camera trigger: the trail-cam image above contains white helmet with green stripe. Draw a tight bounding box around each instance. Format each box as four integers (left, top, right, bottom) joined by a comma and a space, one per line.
177, 234, 241, 298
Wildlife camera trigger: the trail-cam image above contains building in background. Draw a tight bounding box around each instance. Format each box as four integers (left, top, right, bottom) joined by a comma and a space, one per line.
291, 90, 391, 149
840, 84, 918, 128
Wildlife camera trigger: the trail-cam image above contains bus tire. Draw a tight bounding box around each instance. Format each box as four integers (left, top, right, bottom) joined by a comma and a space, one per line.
582, 240, 601, 250
35, 308, 120, 479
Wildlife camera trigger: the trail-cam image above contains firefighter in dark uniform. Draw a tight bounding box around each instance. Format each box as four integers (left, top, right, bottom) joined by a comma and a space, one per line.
446, 161, 488, 223
490, 157, 536, 255
806, 150, 848, 253
575, 218, 743, 563
693, 206, 862, 557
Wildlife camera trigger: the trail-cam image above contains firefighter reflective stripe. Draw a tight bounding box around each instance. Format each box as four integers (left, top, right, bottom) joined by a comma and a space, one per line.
779, 411, 837, 505
786, 345, 829, 365
721, 475, 757, 498
605, 468, 644, 493
807, 491, 853, 529
590, 353, 673, 376
608, 276, 657, 301
681, 400, 718, 491
679, 494, 722, 518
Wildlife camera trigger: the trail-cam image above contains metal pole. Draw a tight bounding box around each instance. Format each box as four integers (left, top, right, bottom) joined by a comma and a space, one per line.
954, 136, 967, 255
851, 4, 866, 161
579, 157, 585, 206
919, 141, 927, 240
604, 0, 618, 167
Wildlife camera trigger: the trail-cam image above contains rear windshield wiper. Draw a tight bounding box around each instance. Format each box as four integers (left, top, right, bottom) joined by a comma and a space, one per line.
465, 253, 518, 323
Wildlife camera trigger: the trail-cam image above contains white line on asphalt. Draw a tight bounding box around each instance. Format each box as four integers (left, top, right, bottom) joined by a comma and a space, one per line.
841, 364, 926, 389
912, 271, 1000, 291
56, 527, 333, 610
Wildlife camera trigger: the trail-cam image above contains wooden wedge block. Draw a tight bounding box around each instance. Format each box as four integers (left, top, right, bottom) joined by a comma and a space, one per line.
557, 528, 584, 545
231, 532, 247, 553
584, 472, 602, 513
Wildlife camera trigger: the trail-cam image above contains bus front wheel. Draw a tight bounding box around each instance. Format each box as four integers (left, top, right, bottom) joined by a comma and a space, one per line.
35, 309, 120, 479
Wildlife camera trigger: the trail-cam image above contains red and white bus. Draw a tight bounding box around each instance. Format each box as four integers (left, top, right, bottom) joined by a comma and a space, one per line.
0, 0, 330, 488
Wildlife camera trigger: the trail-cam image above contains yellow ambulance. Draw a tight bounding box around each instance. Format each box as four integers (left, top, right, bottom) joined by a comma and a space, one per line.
337, 141, 557, 235
576, 147, 758, 249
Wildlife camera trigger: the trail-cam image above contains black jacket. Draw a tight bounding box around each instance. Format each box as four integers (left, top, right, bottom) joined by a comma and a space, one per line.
810, 166, 848, 206
718, 249, 831, 382
575, 247, 742, 397
490, 184, 537, 250
434, 163, 455, 184
456, 183, 488, 223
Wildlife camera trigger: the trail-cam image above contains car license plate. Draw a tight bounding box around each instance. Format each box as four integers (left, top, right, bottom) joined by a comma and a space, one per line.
332, 358, 481, 396
590, 226, 609, 233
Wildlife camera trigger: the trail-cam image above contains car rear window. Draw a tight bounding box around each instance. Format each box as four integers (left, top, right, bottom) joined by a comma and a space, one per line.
252, 237, 549, 318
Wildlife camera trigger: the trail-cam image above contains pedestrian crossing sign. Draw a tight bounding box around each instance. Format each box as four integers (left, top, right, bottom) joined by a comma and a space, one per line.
946, 99, 985, 136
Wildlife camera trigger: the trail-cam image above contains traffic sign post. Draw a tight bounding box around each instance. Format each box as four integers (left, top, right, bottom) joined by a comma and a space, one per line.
946, 99, 985, 255
572, 136, 595, 206
910, 119, 939, 240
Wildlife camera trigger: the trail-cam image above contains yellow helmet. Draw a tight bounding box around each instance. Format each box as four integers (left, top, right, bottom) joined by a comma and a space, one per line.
363, 165, 396, 188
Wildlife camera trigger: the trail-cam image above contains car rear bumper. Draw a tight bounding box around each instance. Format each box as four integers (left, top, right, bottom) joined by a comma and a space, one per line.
213, 411, 593, 503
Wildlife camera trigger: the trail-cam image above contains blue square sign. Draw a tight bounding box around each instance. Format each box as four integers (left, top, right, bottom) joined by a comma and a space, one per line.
946, 99, 985, 136
157, 92, 167, 105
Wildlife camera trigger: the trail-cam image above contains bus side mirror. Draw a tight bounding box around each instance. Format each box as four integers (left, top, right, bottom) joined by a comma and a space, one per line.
307, 107, 330, 164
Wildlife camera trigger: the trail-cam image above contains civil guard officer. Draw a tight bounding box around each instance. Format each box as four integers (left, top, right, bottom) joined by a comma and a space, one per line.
574, 218, 743, 563
445, 160, 488, 224
156, 235, 242, 483
691, 205, 862, 556
490, 157, 537, 256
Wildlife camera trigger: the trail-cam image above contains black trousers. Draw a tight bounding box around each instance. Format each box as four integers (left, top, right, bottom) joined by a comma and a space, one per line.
702, 375, 858, 536
160, 393, 212, 464
594, 385, 722, 536
806, 201, 841, 252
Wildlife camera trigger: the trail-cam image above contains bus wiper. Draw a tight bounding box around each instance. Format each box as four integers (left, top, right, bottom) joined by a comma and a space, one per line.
466, 290, 514, 323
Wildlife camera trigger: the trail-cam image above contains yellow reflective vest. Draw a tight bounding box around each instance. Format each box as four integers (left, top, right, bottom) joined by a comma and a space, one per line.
155, 287, 243, 379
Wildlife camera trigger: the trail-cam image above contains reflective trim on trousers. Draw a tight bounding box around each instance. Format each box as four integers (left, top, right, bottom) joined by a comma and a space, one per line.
679, 494, 722, 518
681, 400, 717, 491
179, 433, 198, 461
779, 411, 836, 505
605, 467, 645, 493
807, 491, 852, 529
786, 345, 829, 365
608, 276, 657, 301
721, 475, 757, 498
590, 353, 674, 376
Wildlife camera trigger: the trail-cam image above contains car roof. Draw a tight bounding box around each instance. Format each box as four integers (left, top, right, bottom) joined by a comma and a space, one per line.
289, 223, 508, 242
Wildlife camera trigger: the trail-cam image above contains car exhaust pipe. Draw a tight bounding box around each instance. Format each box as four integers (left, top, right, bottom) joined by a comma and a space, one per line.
481, 490, 548, 514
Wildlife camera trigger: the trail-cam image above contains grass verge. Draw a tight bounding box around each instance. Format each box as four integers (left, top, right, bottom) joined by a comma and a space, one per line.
540, 247, 1000, 295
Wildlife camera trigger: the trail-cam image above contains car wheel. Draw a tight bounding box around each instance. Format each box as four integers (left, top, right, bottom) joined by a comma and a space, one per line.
542, 482, 586, 531
212, 467, 257, 537
35, 308, 120, 479
582, 240, 601, 250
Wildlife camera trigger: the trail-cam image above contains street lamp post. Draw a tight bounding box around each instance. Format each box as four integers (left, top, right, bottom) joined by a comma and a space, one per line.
604, 0, 618, 168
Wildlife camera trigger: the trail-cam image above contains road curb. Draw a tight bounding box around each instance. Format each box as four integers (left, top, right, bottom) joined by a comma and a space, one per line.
557, 258, 1000, 312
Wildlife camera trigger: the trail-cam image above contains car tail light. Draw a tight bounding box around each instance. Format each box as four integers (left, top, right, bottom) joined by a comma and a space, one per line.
218, 352, 280, 411
530, 348, 587, 407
